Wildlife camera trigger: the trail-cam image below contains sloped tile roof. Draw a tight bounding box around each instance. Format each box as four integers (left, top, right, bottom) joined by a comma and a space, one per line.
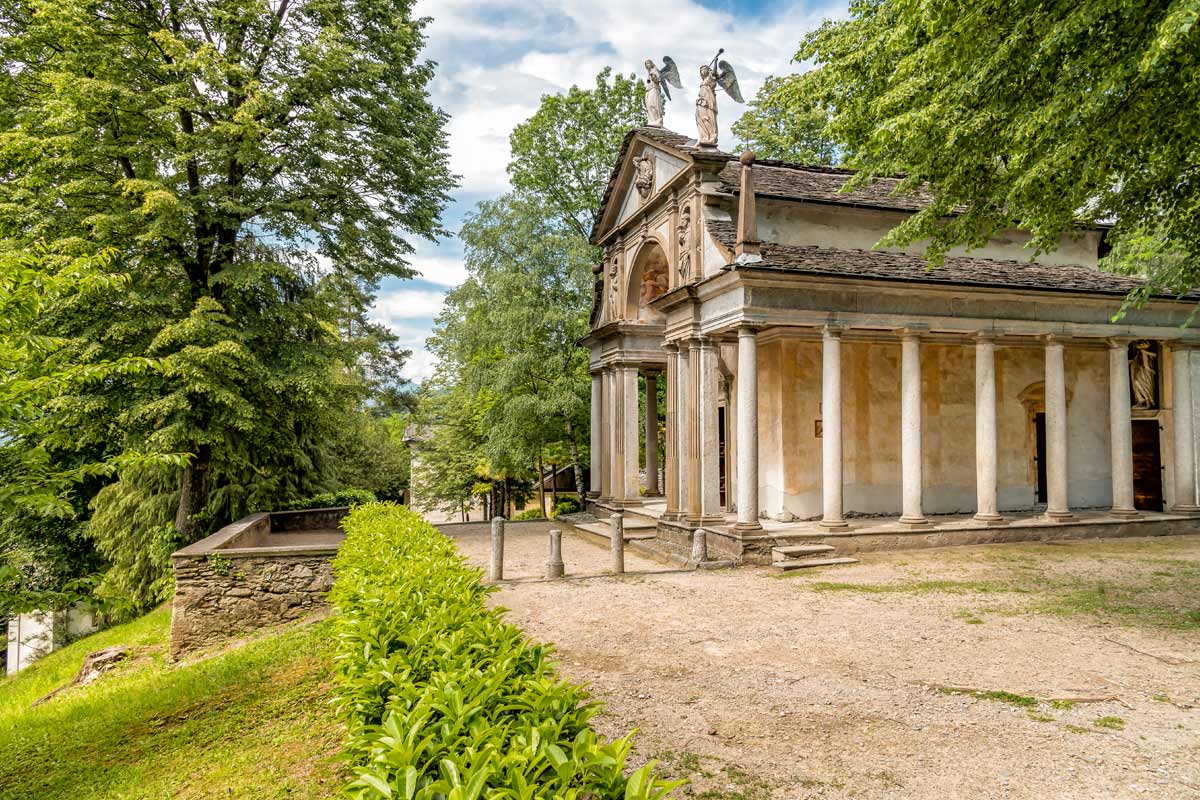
716, 161, 934, 212
706, 220, 1190, 299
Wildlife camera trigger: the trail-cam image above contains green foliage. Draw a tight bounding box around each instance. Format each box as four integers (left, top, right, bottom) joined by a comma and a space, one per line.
0, 0, 452, 560
85, 467, 181, 620
512, 509, 544, 521
283, 488, 378, 511
553, 497, 583, 517
508, 68, 646, 237
798, 0, 1200, 278
731, 73, 841, 164
330, 503, 683, 800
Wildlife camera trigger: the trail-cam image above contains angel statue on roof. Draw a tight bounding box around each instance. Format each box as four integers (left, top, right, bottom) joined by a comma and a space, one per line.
695, 50, 744, 148
644, 57, 682, 127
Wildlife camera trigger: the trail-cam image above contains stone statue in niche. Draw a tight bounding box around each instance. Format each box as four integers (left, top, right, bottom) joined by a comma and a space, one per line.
607, 255, 621, 321
589, 262, 604, 327
643, 57, 682, 127
695, 50, 743, 148
1129, 340, 1158, 409
633, 153, 655, 200
640, 258, 669, 306
676, 206, 692, 281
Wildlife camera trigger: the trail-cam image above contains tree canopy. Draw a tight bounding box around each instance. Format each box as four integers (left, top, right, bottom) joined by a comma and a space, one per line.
797, 0, 1200, 285
0, 0, 450, 613
732, 72, 841, 165
507, 68, 645, 238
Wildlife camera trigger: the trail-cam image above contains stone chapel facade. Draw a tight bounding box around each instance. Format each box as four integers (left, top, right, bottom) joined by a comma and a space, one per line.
583, 126, 1200, 560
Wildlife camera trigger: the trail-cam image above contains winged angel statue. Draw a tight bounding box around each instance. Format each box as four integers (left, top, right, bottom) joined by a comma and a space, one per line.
644, 57, 683, 127
696, 50, 743, 147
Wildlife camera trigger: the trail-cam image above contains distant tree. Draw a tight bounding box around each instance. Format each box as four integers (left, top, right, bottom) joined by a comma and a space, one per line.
508, 68, 646, 238
429, 193, 594, 502
732, 72, 841, 165
796, 0, 1200, 290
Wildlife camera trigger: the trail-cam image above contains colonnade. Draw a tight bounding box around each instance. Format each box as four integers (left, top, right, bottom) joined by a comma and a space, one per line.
591, 327, 1199, 528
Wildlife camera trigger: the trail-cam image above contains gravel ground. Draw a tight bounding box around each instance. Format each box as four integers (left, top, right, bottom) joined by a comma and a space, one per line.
472, 533, 1200, 800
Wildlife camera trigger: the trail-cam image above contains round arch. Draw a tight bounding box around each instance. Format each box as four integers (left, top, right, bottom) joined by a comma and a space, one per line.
624, 237, 669, 322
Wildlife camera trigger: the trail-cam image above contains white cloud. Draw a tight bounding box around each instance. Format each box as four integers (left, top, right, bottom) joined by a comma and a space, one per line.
401, 347, 440, 382
409, 252, 469, 287
370, 289, 448, 327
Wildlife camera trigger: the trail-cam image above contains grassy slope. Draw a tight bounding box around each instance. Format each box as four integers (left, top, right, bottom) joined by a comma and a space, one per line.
0, 607, 344, 800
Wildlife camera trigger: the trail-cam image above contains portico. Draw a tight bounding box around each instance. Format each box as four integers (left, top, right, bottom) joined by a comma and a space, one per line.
582, 126, 1200, 563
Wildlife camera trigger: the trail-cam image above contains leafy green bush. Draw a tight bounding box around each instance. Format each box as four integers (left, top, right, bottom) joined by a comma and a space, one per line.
511, 508, 544, 521
331, 503, 681, 800
282, 488, 377, 511
553, 497, 582, 517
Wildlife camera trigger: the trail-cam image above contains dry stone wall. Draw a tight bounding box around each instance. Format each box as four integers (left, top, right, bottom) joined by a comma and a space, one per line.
169, 552, 335, 659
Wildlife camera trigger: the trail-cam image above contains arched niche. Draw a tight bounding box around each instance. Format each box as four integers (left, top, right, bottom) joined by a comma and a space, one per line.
625, 238, 669, 323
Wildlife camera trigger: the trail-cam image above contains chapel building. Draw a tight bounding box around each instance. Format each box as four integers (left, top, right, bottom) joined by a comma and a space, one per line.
582, 126, 1200, 562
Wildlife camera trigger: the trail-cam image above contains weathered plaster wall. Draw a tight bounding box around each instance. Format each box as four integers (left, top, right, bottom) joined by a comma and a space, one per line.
758, 338, 1113, 519
169, 552, 334, 659
757, 201, 1102, 267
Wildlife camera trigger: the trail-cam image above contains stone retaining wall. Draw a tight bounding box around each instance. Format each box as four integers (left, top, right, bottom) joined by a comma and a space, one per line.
169, 507, 347, 659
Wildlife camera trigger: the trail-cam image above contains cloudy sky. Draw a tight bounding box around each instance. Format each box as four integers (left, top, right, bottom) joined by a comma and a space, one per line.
374, 0, 848, 382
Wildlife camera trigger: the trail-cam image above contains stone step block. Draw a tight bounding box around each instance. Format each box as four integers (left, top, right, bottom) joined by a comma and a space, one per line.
771, 544, 836, 562
773, 556, 860, 571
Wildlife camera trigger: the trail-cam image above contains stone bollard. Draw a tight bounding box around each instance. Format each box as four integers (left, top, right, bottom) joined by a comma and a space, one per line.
490, 517, 505, 581
546, 528, 565, 579
609, 514, 625, 574
691, 528, 708, 564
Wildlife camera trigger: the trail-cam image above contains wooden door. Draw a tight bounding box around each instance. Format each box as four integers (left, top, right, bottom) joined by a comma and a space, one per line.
1034, 413, 1048, 504
1132, 419, 1164, 511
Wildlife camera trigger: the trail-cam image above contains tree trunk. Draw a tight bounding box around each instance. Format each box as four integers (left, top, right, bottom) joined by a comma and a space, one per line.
565, 420, 585, 500
174, 445, 211, 542
549, 462, 559, 512
536, 455, 547, 518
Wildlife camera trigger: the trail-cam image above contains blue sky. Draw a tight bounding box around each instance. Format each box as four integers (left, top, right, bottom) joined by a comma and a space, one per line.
374, 0, 848, 382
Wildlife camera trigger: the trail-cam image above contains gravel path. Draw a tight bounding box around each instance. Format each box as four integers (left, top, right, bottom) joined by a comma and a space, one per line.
481, 534, 1200, 799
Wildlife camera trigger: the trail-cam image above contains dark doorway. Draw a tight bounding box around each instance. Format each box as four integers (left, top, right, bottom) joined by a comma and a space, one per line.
1034, 412, 1048, 504
1132, 419, 1164, 511
718, 406, 727, 509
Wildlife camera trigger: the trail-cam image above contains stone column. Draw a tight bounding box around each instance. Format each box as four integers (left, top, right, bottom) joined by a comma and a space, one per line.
685, 338, 703, 522
974, 334, 1003, 522
899, 331, 928, 526
1108, 339, 1138, 516
664, 345, 681, 518
599, 368, 613, 502
1044, 336, 1072, 520
698, 337, 724, 523
644, 371, 660, 496
589, 372, 602, 497
820, 326, 848, 530
609, 367, 625, 503
733, 325, 762, 531
1171, 344, 1199, 511
621, 365, 642, 506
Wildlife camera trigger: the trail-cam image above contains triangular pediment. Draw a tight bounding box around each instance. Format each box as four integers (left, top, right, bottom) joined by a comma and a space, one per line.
591, 128, 696, 243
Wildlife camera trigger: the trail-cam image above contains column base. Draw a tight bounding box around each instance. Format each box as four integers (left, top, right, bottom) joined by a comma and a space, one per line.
898, 515, 930, 528
818, 517, 849, 531
731, 521, 763, 533
611, 498, 642, 508
1171, 504, 1200, 513
660, 511, 682, 522
683, 514, 726, 528
1108, 507, 1139, 518
587, 491, 601, 499
1044, 509, 1074, 522
972, 512, 1006, 525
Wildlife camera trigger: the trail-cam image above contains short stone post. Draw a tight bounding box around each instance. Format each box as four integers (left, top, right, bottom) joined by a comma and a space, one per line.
691, 528, 708, 564
546, 528, 565, 579
489, 517, 505, 581
609, 514, 625, 574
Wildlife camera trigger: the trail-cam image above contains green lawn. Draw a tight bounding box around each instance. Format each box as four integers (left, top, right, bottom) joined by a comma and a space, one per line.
0, 607, 344, 800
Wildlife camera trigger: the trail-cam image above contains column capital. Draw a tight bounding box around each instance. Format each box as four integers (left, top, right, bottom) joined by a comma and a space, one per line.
697, 335, 718, 350
972, 331, 998, 343
736, 322, 762, 336
1105, 336, 1134, 350
822, 324, 846, 339
1170, 339, 1200, 352
1041, 333, 1070, 346
895, 325, 928, 340
663, 341, 680, 354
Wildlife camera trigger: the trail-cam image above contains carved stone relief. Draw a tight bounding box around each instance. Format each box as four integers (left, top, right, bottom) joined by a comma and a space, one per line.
676, 206, 692, 281
634, 153, 655, 200
1130, 340, 1159, 409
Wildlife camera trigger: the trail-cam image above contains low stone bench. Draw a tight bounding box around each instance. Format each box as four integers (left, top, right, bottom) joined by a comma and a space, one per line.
168, 507, 348, 659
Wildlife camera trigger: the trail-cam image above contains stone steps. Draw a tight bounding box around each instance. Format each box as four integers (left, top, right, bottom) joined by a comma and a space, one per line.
773, 556, 860, 572
771, 544, 836, 562
571, 522, 657, 541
